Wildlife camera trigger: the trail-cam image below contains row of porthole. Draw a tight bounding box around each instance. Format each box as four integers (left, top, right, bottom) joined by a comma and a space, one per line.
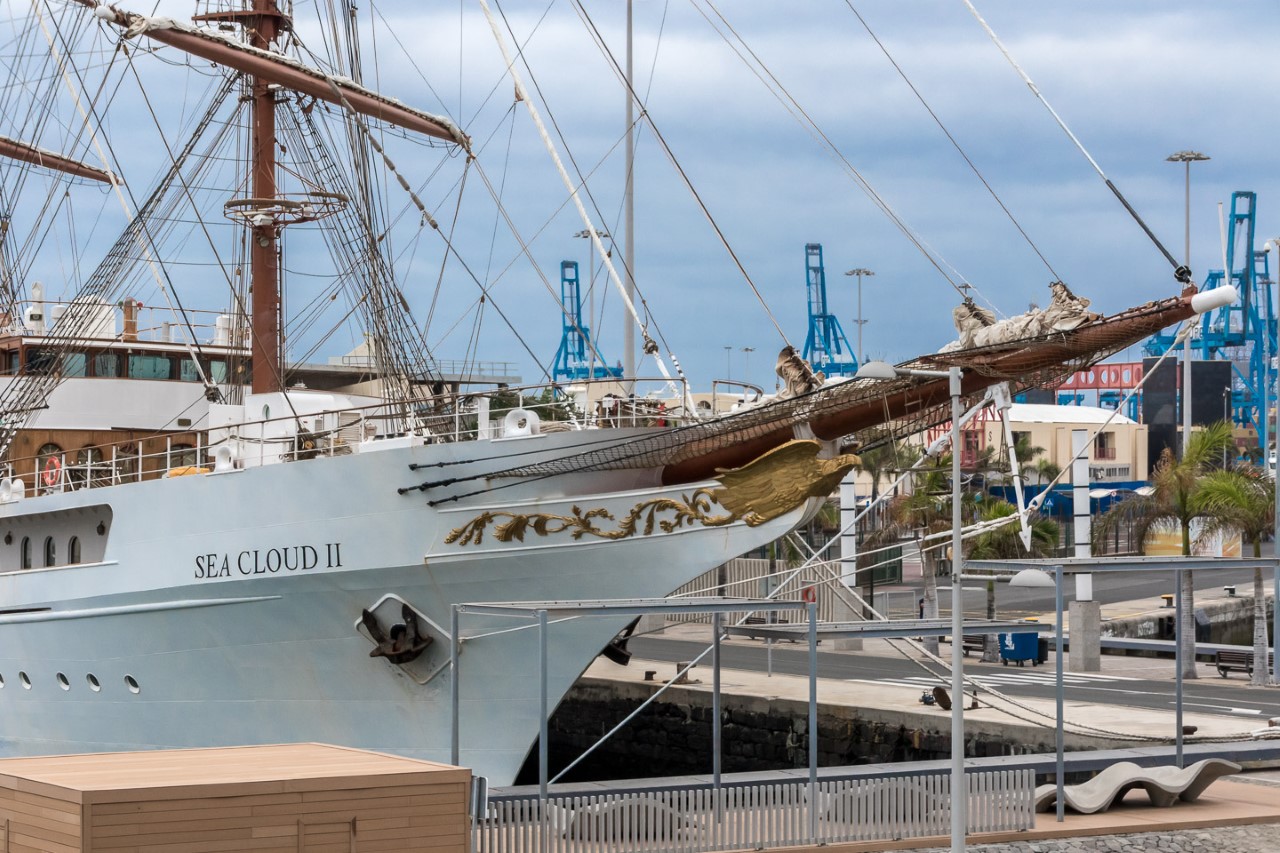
0, 672, 139, 694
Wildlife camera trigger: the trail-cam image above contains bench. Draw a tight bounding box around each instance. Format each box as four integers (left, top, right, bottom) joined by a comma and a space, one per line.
961, 635, 988, 657
1215, 649, 1274, 678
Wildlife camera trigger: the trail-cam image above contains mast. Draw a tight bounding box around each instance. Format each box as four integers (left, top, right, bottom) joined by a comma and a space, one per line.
623, 0, 636, 394
247, 0, 282, 395
194, 0, 285, 394
84, 0, 470, 396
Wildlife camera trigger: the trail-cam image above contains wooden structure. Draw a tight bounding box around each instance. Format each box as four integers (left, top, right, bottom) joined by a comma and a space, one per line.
0, 743, 469, 852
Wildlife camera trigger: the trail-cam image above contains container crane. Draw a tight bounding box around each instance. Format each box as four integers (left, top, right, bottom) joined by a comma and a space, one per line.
1144, 191, 1275, 448
552, 260, 622, 382
801, 243, 858, 377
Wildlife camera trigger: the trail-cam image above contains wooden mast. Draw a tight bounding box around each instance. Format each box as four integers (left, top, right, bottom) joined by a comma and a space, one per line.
246, 0, 282, 395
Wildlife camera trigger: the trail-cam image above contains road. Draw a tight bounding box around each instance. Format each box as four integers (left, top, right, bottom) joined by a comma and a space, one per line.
629, 635, 1280, 722
981, 565, 1272, 619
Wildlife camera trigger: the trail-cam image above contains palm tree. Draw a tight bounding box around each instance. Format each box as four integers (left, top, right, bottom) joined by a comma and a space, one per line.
855, 441, 903, 504
1095, 420, 1235, 679
1032, 457, 1061, 486
884, 454, 976, 655
1196, 467, 1275, 685
967, 499, 1060, 661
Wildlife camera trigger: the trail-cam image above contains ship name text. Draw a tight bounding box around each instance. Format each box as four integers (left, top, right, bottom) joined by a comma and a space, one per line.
194, 543, 344, 579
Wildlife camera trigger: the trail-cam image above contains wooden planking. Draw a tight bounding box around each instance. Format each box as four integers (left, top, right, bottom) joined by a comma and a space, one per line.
0, 745, 468, 853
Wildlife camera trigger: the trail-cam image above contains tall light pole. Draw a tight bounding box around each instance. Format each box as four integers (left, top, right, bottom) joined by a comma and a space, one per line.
844, 267, 875, 363
1166, 151, 1209, 455
723, 345, 732, 380
575, 228, 610, 378
741, 346, 755, 385
854, 360, 965, 851
1269, 240, 1280, 685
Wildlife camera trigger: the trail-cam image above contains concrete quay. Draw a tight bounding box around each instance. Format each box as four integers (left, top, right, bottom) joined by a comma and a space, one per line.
778, 773, 1280, 852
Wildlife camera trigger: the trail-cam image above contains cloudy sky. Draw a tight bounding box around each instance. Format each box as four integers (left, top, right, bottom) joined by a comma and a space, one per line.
8, 1, 1280, 393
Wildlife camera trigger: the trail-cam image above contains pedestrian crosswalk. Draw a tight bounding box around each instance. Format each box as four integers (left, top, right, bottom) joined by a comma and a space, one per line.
850, 669, 1140, 690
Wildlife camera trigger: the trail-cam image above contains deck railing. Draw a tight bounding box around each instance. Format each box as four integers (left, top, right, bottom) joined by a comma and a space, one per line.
474, 768, 1034, 852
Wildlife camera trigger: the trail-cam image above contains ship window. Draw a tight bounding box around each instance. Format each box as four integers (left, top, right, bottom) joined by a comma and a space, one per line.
93, 352, 121, 377
124, 675, 140, 694
20, 536, 30, 569
56, 672, 69, 690
177, 359, 200, 382
68, 536, 80, 564
43, 536, 55, 567
25, 348, 56, 375
128, 354, 173, 380
0, 350, 16, 375
60, 352, 87, 377
19, 671, 29, 689
208, 359, 228, 383
86, 674, 100, 692
170, 444, 197, 467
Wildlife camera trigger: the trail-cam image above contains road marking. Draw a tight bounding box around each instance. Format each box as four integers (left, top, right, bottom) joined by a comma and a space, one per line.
1172, 700, 1263, 715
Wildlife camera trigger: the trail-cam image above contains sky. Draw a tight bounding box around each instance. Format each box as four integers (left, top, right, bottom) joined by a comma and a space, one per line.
5, 1, 1280, 395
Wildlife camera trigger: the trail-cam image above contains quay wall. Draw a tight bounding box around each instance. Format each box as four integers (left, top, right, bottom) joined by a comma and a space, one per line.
1102, 593, 1273, 647
526, 677, 1132, 785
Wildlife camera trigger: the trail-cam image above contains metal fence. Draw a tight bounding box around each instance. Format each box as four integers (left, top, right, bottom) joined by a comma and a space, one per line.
474, 768, 1034, 852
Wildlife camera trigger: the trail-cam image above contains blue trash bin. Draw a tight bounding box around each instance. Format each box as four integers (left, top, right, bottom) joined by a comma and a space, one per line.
999, 630, 1040, 667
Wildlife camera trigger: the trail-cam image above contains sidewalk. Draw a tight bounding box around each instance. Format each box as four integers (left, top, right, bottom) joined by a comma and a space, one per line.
770, 774, 1280, 852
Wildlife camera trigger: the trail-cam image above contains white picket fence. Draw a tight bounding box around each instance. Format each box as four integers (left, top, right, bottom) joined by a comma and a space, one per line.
473, 768, 1034, 852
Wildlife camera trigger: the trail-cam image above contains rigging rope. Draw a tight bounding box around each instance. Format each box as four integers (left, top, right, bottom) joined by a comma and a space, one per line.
962, 0, 1190, 284
842, 0, 1061, 285
689, 0, 995, 310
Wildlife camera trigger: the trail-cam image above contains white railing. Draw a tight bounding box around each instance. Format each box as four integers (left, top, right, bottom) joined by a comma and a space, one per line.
474, 769, 1034, 852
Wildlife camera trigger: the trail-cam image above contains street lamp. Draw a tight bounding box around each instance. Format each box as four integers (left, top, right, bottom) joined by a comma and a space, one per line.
741, 346, 755, 384
723, 345, 732, 380
855, 359, 965, 851
1009, 566, 1065, 823
1267, 239, 1280, 684
575, 228, 611, 378
1166, 151, 1209, 456
844, 268, 875, 363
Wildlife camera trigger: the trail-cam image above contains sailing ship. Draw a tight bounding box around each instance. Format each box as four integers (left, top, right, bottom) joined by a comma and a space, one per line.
0, 0, 1220, 785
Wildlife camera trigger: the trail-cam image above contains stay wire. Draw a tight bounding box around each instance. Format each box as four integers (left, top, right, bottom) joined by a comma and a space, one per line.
961, 0, 1189, 283
571, 0, 793, 346
691, 0, 984, 307
842, 0, 1061, 283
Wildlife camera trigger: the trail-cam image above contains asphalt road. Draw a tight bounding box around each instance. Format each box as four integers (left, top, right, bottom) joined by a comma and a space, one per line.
980, 565, 1274, 619
628, 635, 1280, 722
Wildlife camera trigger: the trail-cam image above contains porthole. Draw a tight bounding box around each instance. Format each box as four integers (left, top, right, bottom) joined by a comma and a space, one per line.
56, 672, 69, 690
19, 671, 30, 689
86, 674, 100, 692
124, 675, 140, 694
0, 672, 5, 688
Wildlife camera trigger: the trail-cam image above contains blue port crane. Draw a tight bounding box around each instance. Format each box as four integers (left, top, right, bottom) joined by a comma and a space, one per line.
1144, 191, 1275, 447
552, 261, 622, 382
801, 243, 858, 377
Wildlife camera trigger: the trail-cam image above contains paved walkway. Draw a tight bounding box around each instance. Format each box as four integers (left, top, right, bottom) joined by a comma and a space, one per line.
771, 772, 1280, 852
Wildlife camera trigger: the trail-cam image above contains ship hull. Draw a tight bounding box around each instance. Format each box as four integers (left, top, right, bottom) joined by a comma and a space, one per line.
0, 430, 805, 784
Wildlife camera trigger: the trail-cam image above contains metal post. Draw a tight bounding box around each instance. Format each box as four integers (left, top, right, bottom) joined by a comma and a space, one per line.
1175, 569, 1184, 767
949, 365, 965, 852
450, 605, 460, 766
712, 611, 722, 792
623, 0, 636, 393
1274, 247, 1280, 685
808, 600, 818, 843
538, 609, 549, 803
1055, 564, 1064, 823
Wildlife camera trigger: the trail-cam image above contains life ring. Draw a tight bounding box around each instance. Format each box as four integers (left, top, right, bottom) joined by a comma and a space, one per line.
801, 585, 817, 604
42, 457, 61, 487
